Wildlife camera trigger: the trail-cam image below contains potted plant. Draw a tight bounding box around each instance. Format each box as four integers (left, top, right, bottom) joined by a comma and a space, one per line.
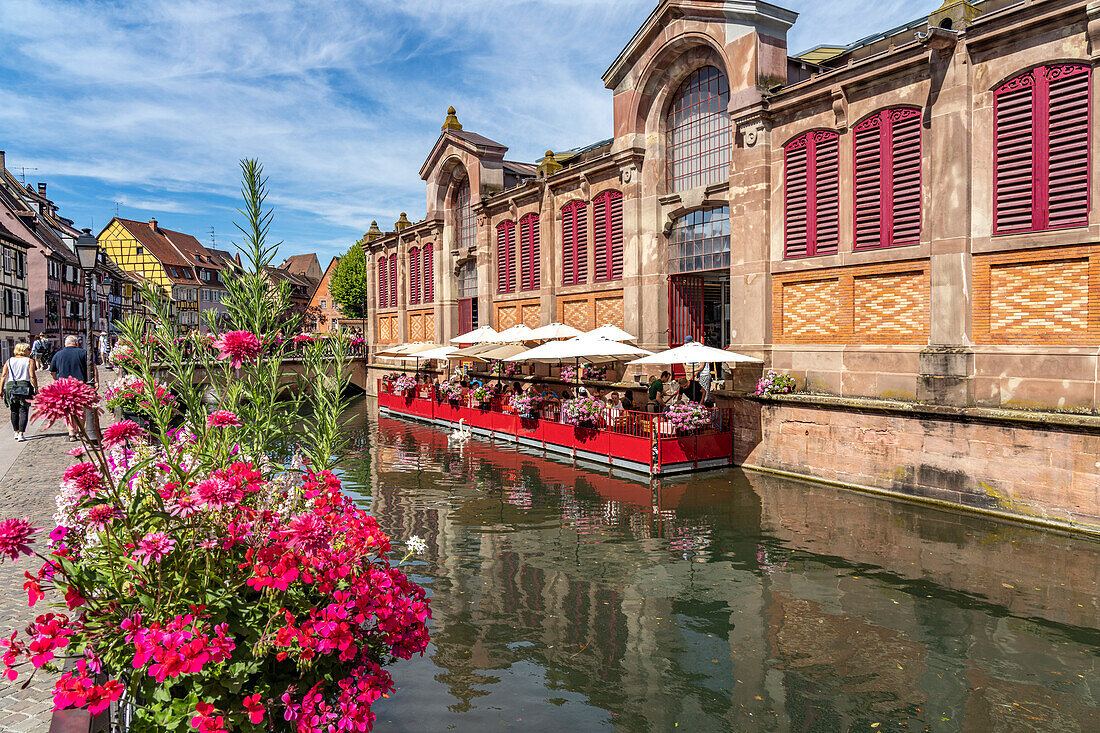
560, 395, 604, 428
663, 400, 712, 433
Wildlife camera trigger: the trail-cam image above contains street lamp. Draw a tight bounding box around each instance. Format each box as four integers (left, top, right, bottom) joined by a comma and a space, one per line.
75, 228, 101, 442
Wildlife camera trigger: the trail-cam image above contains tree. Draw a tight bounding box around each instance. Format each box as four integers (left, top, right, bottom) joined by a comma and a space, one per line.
329, 241, 370, 320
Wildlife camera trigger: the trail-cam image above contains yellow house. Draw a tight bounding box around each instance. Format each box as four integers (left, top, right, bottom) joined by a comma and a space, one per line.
97, 217, 207, 327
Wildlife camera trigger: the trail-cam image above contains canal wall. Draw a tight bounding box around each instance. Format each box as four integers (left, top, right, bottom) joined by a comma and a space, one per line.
736, 395, 1100, 536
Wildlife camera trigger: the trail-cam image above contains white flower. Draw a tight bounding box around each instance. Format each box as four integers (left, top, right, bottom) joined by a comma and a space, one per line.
406, 535, 428, 556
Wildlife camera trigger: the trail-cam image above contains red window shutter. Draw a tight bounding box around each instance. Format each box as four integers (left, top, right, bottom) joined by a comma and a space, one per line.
497, 221, 515, 293
784, 131, 839, 257
593, 190, 623, 282
378, 258, 387, 309
520, 213, 540, 290
459, 298, 475, 333
423, 246, 434, 302
388, 254, 397, 308
561, 200, 588, 286
409, 247, 420, 305
854, 108, 922, 250
996, 63, 1089, 234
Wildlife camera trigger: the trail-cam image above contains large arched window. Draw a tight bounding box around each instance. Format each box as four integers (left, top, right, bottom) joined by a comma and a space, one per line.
994, 63, 1090, 234
784, 130, 840, 258
496, 221, 515, 294
665, 65, 731, 193
593, 190, 623, 282
520, 213, 540, 290
422, 246, 434, 303
408, 247, 421, 305
561, 200, 588, 286
455, 178, 476, 251
854, 107, 922, 250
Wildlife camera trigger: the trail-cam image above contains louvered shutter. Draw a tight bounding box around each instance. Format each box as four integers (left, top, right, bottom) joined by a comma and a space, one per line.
995, 63, 1089, 234
1045, 64, 1090, 229
380, 256, 389, 308
594, 191, 623, 281
423, 246, 434, 302
784, 136, 809, 257
813, 131, 840, 254
497, 221, 515, 293
391, 253, 400, 305
561, 201, 588, 286
409, 248, 420, 305
855, 108, 922, 249
520, 213, 540, 290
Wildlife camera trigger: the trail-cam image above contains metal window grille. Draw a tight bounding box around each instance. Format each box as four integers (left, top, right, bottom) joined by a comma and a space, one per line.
995, 63, 1090, 234
665, 66, 731, 193
458, 260, 477, 299
854, 107, 923, 249
669, 206, 730, 274
519, 213, 540, 290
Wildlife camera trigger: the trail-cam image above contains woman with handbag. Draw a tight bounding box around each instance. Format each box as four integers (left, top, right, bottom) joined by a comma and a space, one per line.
1, 343, 38, 442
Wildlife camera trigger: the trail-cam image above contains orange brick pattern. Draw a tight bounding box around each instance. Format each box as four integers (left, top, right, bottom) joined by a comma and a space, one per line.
495, 297, 539, 330
407, 309, 434, 342
974, 244, 1100, 344
772, 260, 930, 344
557, 291, 625, 332
563, 299, 590, 330
521, 304, 541, 328
497, 306, 518, 330
854, 271, 929, 338
376, 315, 398, 344
595, 295, 625, 329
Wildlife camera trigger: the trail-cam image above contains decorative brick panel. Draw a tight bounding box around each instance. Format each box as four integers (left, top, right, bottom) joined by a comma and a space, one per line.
521, 304, 541, 328
497, 305, 519, 330
595, 295, 625, 329
407, 309, 434, 342
563, 299, 590, 330
376, 314, 398, 344
974, 245, 1100, 344
772, 260, 929, 344
854, 271, 929, 339
557, 291, 624, 332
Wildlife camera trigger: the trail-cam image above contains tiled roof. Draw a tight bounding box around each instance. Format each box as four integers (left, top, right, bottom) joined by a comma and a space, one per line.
451, 129, 507, 150
503, 160, 537, 177
280, 253, 316, 275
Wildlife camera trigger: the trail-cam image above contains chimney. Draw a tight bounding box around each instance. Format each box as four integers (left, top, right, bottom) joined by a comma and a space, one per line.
149, 218, 158, 232
37, 183, 46, 197
0, 151, 5, 171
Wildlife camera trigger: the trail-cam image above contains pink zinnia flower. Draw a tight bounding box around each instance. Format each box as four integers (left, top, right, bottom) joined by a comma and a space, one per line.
0, 517, 37, 561
83, 505, 118, 531
283, 513, 329, 554
31, 378, 99, 427
132, 532, 175, 566
212, 331, 260, 369
166, 494, 201, 518
195, 477, 244, 509
67, 446, 86, 457
101, 420, 145, 449
207, 410, 241, 428
61, 462, 103, 496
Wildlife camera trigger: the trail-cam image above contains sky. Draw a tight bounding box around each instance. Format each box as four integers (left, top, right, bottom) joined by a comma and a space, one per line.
0, 0, 941, 263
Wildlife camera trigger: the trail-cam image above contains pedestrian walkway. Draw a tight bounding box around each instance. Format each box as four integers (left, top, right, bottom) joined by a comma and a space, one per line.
0, 368, 114, 731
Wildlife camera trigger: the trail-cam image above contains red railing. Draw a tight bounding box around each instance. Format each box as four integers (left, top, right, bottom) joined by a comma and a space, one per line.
378, 380, 733, 475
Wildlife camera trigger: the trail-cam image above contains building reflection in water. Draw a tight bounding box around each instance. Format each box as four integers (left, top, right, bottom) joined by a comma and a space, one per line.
335, 399, 1100, 732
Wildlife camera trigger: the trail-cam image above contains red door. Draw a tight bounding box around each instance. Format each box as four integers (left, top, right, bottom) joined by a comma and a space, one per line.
459, 298, 477, 334
669, 275, 703, 347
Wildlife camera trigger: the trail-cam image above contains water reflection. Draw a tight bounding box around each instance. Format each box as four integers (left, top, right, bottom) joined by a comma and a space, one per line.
336, 397, 1100, 732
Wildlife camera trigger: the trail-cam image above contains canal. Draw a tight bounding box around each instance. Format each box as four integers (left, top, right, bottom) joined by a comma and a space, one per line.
335, 397, 1100, 731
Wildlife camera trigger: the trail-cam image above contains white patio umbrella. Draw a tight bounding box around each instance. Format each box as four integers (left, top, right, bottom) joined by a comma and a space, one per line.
586, 324, 636, 342
527, 322, 584, 341
450, 325, 498, 345
449, 343, 527, 363
402, 345, 457, 360
488, 324, 538, 343
627, 342, 763, 366
505, 334, 652, 364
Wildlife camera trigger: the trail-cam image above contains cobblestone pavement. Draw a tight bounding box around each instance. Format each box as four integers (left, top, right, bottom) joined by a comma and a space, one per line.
0, 368, 115, 732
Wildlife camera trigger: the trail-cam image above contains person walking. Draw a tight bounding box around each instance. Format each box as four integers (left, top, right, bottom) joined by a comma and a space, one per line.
49, 335, 89, 441
1, 343, 38, 441
31, 334, 50, 370
695, 362, 714, 404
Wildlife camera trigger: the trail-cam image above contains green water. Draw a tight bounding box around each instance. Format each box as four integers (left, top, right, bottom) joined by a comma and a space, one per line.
336, 398, 1100, 732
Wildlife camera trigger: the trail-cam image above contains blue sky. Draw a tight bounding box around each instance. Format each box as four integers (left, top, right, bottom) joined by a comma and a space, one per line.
0, 0, 940, 263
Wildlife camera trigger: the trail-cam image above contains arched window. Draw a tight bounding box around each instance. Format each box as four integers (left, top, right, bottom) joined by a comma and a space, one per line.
422, 246, 434, 303
994, 63, 1090, 234
593, 190, 623, 282
561, 200, 588, 286
854, 107, 922, 250
520, 213, 540, 290
665, 66, 731, 193
496, 221, 515, 294
784, 130, 840, 258
455, 178, 476, 251
388, 253, 397, 308
377, 257, 388, 309
409, 247, 421, 305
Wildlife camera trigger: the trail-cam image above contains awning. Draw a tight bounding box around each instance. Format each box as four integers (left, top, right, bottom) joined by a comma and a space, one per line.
628, 342, 763, 366
450, 326, 499, 345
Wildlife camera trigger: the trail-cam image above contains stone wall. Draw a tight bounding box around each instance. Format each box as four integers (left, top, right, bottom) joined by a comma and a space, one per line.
736, 395, 1100, 534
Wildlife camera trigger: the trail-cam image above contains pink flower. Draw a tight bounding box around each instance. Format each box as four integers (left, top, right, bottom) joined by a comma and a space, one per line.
195, 477, 244, 509
101, 420, 145, 449
83, 505, 118, 531
243, 693, 265, 724
132, 532, 175, 566
283, 514, 329, 554
0, 518, 37, 561
206, 410, 241, 428
67, 446, 86, 457
61, 463, 103, 496
31, 378, 99, 427
212, 331, 260, 369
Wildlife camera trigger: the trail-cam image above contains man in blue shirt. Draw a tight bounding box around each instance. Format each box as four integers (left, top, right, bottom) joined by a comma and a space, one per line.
49, 336, 90, 441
